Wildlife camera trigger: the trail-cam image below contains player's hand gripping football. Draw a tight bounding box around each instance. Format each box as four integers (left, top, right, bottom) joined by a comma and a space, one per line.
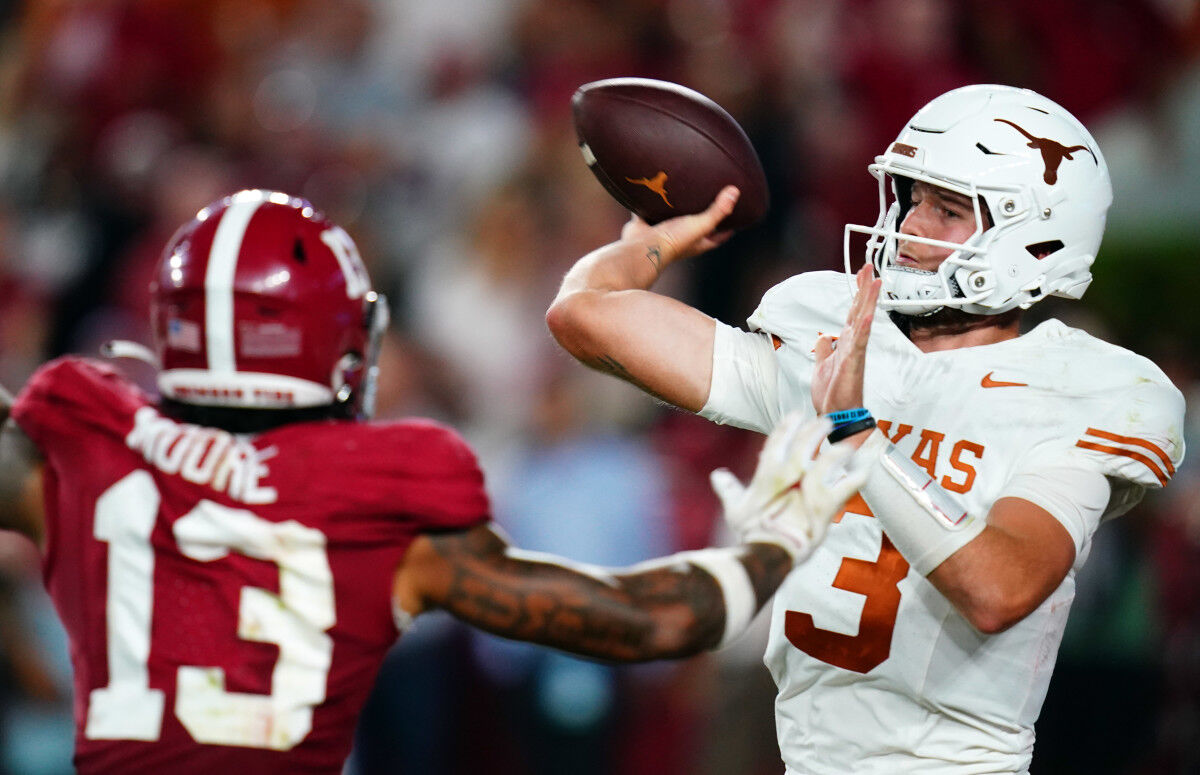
710, 413, 869, 564
811, 263, 881, 417
620, 185, 740, 265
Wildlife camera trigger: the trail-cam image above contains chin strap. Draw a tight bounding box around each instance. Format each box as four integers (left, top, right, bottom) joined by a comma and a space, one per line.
99, 340, 160, 367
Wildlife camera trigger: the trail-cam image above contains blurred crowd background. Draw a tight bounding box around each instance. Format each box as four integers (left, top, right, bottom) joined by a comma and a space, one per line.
0, 0, 1197, 773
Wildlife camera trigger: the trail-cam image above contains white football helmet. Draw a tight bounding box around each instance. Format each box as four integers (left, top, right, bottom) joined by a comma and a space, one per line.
844, 84, 1112, 315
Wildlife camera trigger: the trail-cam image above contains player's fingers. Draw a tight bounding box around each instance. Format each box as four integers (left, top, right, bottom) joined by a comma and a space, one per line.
846, 263, 873, 325
710, 185, 741, 218
801, 442, 863, 523
774, 414, 830, 482
808, 439, 854, 484
814, 334, 836, 365
851, 280, 881, 348
709, 468, 744, 508
659, 186, 739, 259
694, 230, 734, 253
860, 274, 880, 308
838, 449, 875, 494
825, 462, 869, 507
853, 310, 873, 350
759, 411, 805, 470
843, 277, 879, 349
762, 490, 815, 546
845, 283, 861, 326
689, 186, 740, 234
795, 415, 833, 463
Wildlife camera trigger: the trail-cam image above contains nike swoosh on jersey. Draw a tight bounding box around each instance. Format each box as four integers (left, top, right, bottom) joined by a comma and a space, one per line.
980, 372, 1028, 388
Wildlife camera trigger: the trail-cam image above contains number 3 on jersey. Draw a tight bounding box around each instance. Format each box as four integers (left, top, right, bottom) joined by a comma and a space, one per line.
85, 471, 335, 750
784, 495, 909, 674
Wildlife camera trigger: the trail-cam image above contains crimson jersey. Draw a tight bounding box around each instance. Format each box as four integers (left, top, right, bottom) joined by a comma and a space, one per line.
11, 357, 491, 774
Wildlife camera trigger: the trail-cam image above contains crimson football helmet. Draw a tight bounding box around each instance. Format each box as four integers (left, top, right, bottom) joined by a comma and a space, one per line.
844, 84, 1112, 315
143, 189, 388, 418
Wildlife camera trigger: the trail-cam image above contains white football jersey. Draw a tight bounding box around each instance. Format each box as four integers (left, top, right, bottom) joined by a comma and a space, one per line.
701, 271, 1185, 774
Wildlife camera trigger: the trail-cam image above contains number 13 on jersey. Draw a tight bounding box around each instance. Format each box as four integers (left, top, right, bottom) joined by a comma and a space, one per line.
86, 471, 336, 750
784, 495, 910, 674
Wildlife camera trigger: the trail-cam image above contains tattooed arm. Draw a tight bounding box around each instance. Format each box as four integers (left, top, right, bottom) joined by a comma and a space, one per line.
546, 187, 740, 412
393, 523, 791, 661
393, 414, 868, 661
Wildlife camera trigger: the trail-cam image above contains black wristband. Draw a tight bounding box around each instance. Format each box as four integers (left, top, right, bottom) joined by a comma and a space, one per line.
827, 416, 876, 443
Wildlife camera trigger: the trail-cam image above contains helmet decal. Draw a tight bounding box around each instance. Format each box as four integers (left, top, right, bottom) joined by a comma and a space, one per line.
204, 193, 265, 375
319, 226, 371, 299
992, 118, 1097, 184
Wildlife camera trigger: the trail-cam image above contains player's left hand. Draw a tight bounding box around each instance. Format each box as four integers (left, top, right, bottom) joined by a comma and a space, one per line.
811, 263, 881, 417
710, 412, 869, 563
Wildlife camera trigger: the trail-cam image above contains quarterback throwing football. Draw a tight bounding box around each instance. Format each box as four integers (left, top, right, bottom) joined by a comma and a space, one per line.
548, 84, 1186, 773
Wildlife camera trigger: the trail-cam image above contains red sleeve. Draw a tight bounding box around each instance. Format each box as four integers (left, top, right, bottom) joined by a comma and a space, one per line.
11, 357, 146, 453
375, 419, 492, 531
265, 417, 494, 534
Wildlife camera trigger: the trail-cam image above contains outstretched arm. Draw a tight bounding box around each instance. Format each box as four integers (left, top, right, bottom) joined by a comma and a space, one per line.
394, 414, 868, 661
0, 387, 44, 543
398, 524, 789, 661
546, 187, 740, 412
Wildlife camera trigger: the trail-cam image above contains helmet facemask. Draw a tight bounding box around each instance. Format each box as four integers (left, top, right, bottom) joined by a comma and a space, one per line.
846, 170, 1012, 316
336, 291, 390, 420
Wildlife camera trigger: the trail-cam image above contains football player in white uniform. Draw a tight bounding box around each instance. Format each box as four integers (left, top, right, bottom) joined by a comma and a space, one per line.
547, 84, 1186, 773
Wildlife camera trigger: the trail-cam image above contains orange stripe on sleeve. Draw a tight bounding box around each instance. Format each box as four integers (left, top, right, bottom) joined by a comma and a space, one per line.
1074, 440, 1169, 486
1083, 428, 1175, 476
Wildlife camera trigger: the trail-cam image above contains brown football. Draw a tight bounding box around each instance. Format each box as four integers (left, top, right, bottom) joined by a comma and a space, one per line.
571, 77, 769, 231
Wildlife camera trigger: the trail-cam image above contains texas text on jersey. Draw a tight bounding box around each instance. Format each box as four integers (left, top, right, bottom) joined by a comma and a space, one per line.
12, 356, 489, 774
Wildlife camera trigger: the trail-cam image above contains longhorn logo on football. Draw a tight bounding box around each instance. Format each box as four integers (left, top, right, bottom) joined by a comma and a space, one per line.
626, 171, 673, 207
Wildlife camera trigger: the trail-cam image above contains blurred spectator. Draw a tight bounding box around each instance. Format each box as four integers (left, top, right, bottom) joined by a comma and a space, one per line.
406, 179, 558, 477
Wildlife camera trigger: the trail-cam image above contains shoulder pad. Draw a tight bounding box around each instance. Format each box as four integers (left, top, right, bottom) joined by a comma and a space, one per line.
13, 357, 145, 440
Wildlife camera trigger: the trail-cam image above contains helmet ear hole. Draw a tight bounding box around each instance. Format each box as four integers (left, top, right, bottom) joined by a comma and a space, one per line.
977, 195, 994, 228
1025, 240, 1064, 259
